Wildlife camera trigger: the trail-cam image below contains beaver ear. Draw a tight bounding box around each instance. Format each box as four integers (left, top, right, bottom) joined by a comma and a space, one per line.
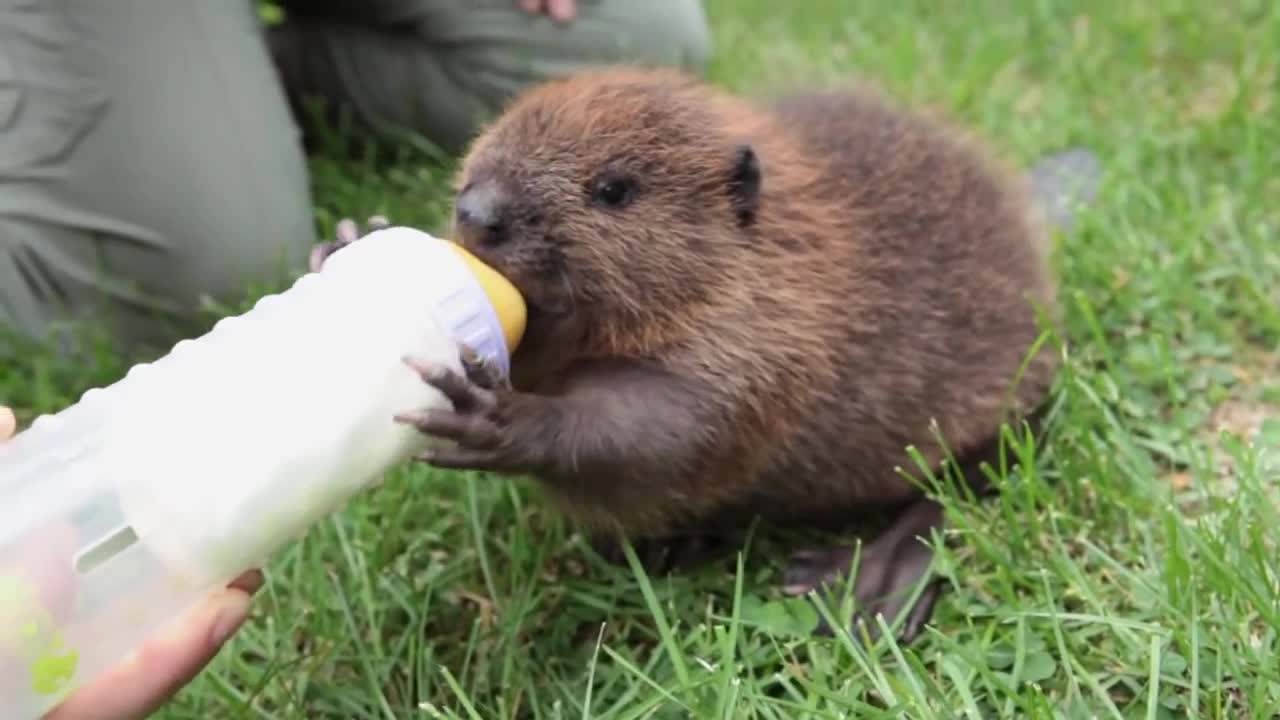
728, 144, 761, 226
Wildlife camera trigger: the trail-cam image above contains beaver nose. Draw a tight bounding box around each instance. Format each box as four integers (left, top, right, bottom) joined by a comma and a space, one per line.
455, 180, 508, 246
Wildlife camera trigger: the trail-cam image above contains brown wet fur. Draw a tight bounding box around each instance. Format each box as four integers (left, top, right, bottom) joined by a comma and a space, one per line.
385, 67, 1060, 643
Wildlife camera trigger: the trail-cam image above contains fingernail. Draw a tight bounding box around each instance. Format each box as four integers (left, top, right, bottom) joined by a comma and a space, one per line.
230, 568, 265, 595
209, 593, 253, 647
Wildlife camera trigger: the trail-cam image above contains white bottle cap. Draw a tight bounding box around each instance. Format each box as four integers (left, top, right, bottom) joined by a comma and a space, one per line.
325, 227, 516, 378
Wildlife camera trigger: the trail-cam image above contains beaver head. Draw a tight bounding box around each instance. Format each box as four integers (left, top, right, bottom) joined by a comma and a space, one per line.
449, 68, 764, 385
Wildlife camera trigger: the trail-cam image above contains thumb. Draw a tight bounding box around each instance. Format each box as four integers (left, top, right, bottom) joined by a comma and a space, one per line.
43, 572, 261, 720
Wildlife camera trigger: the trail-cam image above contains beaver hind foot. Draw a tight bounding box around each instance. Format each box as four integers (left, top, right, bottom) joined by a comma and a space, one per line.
782, 497, 944, 644
589, 505, 943, 644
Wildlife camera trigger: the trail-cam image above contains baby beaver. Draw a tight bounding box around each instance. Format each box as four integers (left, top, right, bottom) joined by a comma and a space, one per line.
320, 67, 1099, 642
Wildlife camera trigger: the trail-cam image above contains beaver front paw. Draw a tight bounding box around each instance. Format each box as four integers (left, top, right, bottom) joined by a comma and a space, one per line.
308, 214, 392, 272
393, 349, 552, 475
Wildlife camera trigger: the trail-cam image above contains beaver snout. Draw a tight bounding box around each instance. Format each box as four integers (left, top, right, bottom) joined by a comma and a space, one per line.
455, 180, 510, 247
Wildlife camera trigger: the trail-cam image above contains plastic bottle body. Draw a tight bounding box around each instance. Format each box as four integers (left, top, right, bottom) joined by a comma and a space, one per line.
0, 227, 520, 717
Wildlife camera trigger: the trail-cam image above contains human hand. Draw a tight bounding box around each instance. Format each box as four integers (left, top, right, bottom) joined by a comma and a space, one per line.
0, 407, 263, 720
309, 215, 391, 273
518, 0, 577, 24
41, 570, 262, 720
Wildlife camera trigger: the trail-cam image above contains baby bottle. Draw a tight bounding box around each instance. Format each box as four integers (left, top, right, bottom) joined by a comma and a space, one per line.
0, 226, 525, 718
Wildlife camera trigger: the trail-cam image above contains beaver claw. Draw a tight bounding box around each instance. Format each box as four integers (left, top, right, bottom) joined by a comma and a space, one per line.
455, 345, 511, 392
308, 214, 392, 272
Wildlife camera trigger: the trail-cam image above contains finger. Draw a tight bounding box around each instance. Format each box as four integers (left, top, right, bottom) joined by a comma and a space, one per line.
459, 344, 481, 368
308, 243, 332, 273
415, 446, 504, 471
393, 409, 502, 448
43, 585, 256, 720
897, 581, 942, 644
459, 346, 509, 391
335, 217, 360, 244
0, 406, 15, 441
519, 0, 542, 15
402, 356, 495, 412
547, 0, 576, 22
366, 214, 390, 231
781, 547, 841, 596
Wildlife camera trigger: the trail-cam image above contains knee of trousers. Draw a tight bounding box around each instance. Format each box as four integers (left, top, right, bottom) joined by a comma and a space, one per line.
268, 0, 715, 155
0, 0, 316, 350
0, 183, 315, 352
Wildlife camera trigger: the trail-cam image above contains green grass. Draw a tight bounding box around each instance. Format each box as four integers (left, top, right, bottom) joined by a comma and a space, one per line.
5, 1, 1280, 717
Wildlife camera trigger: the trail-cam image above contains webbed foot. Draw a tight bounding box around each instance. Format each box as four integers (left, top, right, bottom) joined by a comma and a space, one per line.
782, 497, 944, 644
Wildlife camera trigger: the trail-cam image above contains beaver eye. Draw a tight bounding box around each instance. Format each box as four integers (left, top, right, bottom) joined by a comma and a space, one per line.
592, 177, 635, 208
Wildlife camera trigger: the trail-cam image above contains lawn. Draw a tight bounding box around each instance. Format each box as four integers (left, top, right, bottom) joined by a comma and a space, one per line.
4, 1, 1279, 718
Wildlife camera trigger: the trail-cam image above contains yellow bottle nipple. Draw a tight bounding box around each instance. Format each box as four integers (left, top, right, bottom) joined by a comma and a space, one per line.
444, 243, 527, 354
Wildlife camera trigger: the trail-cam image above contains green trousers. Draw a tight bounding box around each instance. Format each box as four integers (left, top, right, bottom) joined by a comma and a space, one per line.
0, 0, 711, 352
